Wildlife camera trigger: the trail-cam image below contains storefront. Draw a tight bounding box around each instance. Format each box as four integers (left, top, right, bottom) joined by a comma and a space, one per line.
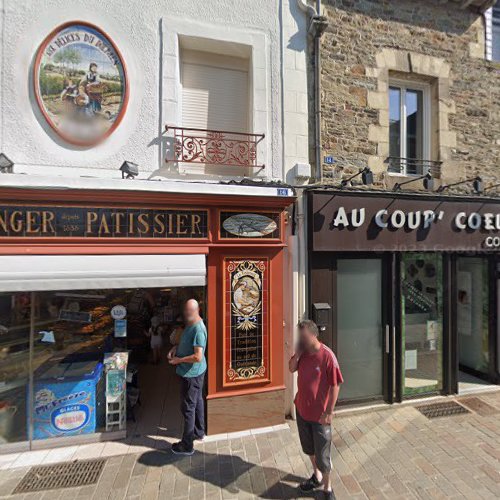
307, 189, 500, 406
0, 182, 294, 452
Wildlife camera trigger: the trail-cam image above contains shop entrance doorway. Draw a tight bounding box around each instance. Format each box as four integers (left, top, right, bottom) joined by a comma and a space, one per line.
456, 257, 490, 394
400, 253, 444, 398
126, 286, 206, 447
0, 284, 206, 452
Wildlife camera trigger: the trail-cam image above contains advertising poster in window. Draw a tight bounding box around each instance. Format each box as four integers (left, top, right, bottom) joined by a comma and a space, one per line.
34, 22, 128, 146
224, 259, 269, 385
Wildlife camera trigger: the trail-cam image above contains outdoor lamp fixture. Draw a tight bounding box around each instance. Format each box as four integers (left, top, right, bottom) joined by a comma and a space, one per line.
120, 161, 139, 179
437, 176, 483, 194
393, 172, 434, 192
340, 167, 373, 188
0, 153, 14, 174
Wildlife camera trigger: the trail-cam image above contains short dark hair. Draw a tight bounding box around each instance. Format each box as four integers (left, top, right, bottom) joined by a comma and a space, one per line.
297, 319, 319, 337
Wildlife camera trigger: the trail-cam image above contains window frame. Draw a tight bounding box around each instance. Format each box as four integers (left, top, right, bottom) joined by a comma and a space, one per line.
388, 79, 431, 176
492, 3, 500, 62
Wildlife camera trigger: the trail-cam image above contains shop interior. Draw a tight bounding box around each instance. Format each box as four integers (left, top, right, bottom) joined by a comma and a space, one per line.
401, 253, 443, 396
456, 257, 492, 394
0, 286, 205, 449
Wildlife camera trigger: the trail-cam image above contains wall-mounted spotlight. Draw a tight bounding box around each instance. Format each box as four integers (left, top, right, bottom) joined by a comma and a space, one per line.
120, 161, 139, 179
393, 172, 434, 192
437, 176, 483, 194
340, 167, 373, 188
0, 153, 14, 174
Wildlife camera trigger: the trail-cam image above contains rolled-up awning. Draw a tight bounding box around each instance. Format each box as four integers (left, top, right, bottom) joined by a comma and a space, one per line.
0, 254, 206, 291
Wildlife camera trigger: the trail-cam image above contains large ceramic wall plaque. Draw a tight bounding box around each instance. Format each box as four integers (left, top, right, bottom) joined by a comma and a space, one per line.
224, 259, 270, 386
34, 22, 128, 146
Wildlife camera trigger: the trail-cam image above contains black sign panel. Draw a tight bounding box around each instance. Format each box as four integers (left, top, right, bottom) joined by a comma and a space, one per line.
0, 205, 208, 239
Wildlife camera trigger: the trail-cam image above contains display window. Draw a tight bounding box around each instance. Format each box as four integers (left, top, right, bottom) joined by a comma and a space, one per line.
0, 286, 206, 447
401, 253, 443, 396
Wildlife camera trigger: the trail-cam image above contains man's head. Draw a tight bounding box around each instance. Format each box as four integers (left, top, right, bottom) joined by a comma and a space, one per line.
297, 319, 320, 351
183, 298, 200, 325
89, 62, 98, 73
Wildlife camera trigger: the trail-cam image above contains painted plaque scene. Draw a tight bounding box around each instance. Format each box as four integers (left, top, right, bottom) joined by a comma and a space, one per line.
226, 260, 268, 383
35, 23, 127, 146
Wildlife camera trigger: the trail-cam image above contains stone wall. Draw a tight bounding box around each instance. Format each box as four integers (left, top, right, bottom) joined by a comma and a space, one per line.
320, 0, 500, 191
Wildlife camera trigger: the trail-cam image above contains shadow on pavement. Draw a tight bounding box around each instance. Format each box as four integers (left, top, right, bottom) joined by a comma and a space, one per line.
138, 449, 319, 499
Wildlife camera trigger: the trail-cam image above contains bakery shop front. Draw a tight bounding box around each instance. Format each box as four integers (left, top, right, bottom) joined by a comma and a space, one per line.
308, 189, 500, 406
0, 181, 294, 452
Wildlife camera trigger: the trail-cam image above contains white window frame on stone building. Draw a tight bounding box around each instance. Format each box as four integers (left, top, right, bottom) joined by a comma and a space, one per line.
493, 2, 500, 61
387, 79, 431, 176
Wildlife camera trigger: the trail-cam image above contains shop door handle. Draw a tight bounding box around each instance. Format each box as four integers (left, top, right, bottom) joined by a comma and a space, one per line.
385, 325, 390, 354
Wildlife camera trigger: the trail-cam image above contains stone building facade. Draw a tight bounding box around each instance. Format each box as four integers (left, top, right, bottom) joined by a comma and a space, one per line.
319, 0, 499, 190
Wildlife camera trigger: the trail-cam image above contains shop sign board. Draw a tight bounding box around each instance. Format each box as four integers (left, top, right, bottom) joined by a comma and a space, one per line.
224, 259, 269, 385
34, 22, 128, 146
310, 192, 500, 252
0, 205, 208, 239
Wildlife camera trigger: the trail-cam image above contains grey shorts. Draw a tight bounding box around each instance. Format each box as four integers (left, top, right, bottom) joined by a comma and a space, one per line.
296, 411, 332, 473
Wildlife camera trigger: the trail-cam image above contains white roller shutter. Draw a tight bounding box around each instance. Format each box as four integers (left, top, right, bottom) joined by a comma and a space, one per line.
0, 254, 206, 291
180, 51, 250, 176
182, 59, 249, 132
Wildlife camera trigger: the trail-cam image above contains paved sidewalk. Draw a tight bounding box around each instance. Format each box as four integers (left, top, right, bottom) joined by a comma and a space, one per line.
0, 391, 499, 499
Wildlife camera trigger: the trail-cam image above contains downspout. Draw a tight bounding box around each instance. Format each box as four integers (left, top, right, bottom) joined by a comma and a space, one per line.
297, 0, 328, 183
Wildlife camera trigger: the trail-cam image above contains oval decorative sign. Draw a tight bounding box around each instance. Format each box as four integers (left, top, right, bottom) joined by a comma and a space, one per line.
222, 213, 278, 238
34, 22, 128, 146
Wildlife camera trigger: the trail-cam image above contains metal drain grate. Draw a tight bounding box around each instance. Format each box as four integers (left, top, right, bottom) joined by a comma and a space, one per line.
416, 401, 470, 419
13, 458, 105, 493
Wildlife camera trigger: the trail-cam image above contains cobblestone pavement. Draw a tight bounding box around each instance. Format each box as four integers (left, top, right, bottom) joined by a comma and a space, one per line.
1, 391, 500, 499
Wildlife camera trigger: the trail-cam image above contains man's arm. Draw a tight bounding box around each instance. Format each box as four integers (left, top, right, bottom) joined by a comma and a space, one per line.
288, 352, 301, 373
169, 346, 203, 365
319, 384, 340, 425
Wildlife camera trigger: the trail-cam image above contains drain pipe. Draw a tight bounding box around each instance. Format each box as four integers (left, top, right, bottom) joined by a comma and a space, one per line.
297, 0, 328, 183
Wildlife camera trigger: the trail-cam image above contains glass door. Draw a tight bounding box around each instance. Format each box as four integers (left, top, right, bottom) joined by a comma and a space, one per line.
400, 253, 443, 397
457, 258, 489, 378
336, 258, 391, 402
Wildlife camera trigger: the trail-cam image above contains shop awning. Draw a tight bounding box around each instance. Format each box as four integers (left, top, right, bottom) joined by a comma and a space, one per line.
0, 254, 206, 291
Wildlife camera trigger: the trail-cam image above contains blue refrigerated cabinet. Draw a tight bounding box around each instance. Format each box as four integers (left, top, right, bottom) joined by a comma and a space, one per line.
31, 360, 105, 440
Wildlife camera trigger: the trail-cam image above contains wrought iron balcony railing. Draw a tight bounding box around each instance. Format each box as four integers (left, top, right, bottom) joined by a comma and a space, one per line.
165, 126, 265, 170
386, 157, 442, 178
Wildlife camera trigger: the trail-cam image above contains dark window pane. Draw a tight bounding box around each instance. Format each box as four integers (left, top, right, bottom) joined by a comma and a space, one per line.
405, 89, 424, 174
389, 87, 401, 171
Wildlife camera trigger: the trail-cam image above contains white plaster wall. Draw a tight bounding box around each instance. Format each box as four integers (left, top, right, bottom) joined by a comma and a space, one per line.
0, 0, 309, 183
283, 0, 310, 183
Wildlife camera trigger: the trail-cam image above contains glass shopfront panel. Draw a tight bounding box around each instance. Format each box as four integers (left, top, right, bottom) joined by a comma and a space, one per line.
401, 254, 443, 396
457, 258, 489, 375
0, 286, 205, 448
337, 259, 384, 400
0, 293, 30, 445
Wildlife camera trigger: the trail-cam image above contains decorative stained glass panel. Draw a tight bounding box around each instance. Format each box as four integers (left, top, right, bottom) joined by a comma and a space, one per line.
224, 259, 269, 385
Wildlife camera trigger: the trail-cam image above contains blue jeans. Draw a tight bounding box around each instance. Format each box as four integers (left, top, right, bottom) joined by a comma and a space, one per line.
180, 372, 205, 450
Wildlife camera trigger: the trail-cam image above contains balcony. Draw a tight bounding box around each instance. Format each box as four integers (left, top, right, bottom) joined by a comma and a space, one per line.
386, 157, 442, 178
165, 126, 265, 171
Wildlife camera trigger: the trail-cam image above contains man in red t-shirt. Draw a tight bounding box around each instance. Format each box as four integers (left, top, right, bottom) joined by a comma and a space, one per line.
289, 319, 343, 500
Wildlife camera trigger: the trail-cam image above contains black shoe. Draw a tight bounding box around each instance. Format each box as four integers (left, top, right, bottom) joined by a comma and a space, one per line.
171, 442, 194, 456
194, 434, 205, 442
299, 474, 321, 492
323, 491, 336, 500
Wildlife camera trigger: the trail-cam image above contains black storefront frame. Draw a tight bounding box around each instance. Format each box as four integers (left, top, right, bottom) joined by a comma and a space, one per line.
307, 190, 500, 406
308, 252, 395, 406
309, 249, 499, 405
